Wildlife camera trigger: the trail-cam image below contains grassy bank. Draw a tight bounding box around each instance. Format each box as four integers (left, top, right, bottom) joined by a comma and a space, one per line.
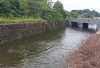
67, 34, 100, 68
0, 18, 46, 24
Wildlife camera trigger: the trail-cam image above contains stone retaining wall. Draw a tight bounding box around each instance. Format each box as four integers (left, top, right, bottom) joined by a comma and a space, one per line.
0, 20, 67, 45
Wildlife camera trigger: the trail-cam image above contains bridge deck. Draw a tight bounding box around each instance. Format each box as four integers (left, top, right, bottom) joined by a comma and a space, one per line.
69, 19, 100, 24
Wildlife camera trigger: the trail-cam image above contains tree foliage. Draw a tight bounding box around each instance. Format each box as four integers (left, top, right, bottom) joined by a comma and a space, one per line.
53, 1, 66, 19
0, 0, 100, 21
53, 1, 64, 12
0, 0, 64, 21
71, 9, 100, 18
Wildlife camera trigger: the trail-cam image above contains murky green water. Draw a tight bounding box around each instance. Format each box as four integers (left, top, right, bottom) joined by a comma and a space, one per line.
0, 26, 95, 68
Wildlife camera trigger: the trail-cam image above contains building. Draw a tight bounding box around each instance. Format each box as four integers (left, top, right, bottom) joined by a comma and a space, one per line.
78, 13, 88, 17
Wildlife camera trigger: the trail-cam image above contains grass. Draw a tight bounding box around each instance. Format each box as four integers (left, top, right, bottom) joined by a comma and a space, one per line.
66, 34, 100, 68
0, 18, 47, 24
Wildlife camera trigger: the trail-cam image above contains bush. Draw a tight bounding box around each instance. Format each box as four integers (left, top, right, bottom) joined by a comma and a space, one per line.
42, 9, 63, 21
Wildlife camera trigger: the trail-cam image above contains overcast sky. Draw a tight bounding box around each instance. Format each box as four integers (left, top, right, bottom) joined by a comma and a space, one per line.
52, 0, 100, 12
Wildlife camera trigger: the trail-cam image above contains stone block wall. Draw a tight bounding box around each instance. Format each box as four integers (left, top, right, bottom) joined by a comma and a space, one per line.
0, 20, 67, 45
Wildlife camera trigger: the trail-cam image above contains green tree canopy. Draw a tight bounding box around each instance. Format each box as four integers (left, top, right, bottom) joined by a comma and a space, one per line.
53, 1, 63, 12
53, 1, 66, 19
0, 0, 65, 21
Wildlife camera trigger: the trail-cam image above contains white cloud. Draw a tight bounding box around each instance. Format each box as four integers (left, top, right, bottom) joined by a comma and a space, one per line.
52, 0, 100, 12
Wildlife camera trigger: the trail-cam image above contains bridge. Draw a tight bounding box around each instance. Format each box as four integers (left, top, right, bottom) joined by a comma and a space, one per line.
68, 19, 100, 29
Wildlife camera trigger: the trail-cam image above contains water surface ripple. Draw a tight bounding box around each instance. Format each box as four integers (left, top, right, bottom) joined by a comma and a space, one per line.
0, 26, 95, 68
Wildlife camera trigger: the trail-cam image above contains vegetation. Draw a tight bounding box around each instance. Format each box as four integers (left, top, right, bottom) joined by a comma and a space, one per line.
0, 0, 100, 23
53, 1, 67, 19
0, 0, 65, 23
0, 18, 46, 24
67, 34, 100, 68
71, 9, 100, 18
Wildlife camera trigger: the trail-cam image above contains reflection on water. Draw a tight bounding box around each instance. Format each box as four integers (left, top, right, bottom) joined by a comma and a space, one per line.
0, 26, 95, 68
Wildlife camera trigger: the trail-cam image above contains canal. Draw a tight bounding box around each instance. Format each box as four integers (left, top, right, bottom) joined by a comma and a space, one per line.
0, 25, 96, 68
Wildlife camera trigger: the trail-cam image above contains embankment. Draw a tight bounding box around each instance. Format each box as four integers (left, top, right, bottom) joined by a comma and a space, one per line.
0, 20, 67, 45
67, 30, 100, 68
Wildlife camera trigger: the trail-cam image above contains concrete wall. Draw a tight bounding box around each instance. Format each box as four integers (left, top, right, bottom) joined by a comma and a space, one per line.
0, 20, 67, 45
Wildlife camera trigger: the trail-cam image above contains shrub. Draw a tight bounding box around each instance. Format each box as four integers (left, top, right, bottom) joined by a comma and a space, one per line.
42, 9, 63, 21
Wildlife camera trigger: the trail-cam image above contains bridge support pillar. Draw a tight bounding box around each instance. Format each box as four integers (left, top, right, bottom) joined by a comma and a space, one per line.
71, 22, 78, 27
83, 23, 88, 29
97, 24, 100, 29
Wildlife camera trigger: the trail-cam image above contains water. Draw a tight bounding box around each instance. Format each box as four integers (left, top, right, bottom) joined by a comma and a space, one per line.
0, 26, 96, 68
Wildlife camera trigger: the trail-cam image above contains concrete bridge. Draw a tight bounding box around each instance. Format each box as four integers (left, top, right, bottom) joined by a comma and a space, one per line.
68, 19, 100, 29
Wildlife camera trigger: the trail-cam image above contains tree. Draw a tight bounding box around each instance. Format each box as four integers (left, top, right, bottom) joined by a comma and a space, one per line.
53, 1, 66, 19
70, 12, 78, 18
42, 9, 63, 21
9, 0, 21, 17
0, 0, 65, 21
53, 1, 63, 12
28, 0, 41, 18
0, 0, 11, 17
19, 0, 29, 16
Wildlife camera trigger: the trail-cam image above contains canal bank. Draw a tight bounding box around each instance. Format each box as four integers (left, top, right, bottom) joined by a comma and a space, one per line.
67, 29, 100, 68
0, 20, 67, 45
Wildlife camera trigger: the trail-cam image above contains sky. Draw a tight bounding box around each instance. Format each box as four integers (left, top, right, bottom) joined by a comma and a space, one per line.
52, 0, 100, 12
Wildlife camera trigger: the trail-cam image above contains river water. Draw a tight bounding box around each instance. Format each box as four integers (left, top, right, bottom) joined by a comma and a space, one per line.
0, 25, 96, 68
